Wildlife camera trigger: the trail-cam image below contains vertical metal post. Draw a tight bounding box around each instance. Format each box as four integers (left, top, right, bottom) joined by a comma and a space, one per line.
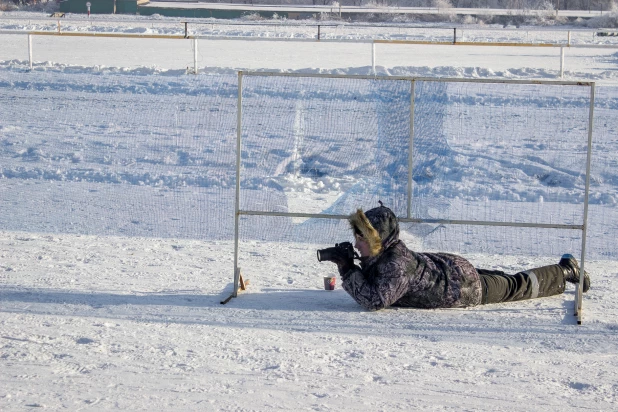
232, 71, 242, 297
57, 20, 61, 33
372, 41, 376, 75
453, 27, 457, 44
184, 22, 188, 38
233, 71, 243, 298
560, 47, 565, 78
317, 25, 321, 40
407, 80, 416, 219
567, 30, 572, 45
576, 83, 595, 325
193, 38, 198, 75
28, 34, 33, 70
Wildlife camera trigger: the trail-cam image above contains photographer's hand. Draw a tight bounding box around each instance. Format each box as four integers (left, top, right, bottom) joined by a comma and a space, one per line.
330, 252, 355, 276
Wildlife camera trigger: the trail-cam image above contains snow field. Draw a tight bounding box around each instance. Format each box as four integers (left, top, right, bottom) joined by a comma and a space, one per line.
1, 231, 617, 410
1, 12, 618, 411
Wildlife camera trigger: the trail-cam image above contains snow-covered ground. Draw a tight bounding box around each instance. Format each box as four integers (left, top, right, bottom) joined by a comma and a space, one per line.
1, 233, 617, 410
1, 12, 617, 411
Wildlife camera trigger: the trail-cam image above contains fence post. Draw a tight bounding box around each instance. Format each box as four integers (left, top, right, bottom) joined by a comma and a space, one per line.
453, 27, 457, 44
28, 34, 33, 70
568, 30, 571, 45
193, 38, 198, 75
318, 25, 321, 40
576, 82, 595, 324
560, 47, 565, 78
233, 71, 243, 298
372, 41, 376, 74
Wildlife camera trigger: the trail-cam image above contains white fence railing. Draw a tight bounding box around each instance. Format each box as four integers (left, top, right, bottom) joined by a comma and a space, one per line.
3, 17, 618, 41
2, 29, 618, 78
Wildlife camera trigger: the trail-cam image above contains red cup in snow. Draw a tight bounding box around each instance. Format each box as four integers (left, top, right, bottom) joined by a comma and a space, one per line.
323, 276, 336, 290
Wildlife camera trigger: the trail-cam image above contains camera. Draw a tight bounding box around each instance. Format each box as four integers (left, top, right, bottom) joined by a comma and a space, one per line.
316, 242, 357, 262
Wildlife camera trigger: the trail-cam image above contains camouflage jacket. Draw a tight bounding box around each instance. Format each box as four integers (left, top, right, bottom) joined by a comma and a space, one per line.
340, 240, 483, 310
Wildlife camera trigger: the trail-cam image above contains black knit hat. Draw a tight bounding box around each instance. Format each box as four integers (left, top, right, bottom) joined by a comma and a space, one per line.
363, 201, 399, 244
348, 201, 400, 257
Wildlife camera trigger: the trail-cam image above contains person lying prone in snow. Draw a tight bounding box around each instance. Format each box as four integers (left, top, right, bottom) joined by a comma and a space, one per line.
321, 202, 590, 311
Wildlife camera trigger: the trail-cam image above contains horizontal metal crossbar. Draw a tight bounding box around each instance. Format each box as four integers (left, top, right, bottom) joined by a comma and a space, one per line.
240, 70, 593, 86
0, 15, 611, 34
238, 210, 584, 230
3, 30, 617, 53
374, 39, 618, 49
26, 31, 186, 40
376, 39, 558, 47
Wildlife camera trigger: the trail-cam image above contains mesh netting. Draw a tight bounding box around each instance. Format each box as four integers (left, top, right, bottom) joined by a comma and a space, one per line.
238, 74, 596, 258
1, 70, 615, 264
586, 85, 618, 259
413, 80, 590, 224
0, 70, 237, 240
239, 75, 411, 216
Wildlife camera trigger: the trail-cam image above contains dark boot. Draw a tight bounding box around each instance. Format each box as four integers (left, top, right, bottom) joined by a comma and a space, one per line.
559, 254, 590, 293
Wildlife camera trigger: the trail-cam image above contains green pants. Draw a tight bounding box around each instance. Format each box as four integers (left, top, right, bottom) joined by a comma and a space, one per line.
478, 264, 566, 305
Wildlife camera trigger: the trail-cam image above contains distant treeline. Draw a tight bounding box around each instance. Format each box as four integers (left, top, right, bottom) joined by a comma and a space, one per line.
206, 0, 616, 12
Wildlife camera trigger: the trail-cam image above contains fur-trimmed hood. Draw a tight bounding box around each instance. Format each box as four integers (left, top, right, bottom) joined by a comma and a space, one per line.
348, 204, 400, 257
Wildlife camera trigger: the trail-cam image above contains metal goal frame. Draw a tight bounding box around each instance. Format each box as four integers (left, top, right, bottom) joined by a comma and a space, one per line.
230, 71, 594, 324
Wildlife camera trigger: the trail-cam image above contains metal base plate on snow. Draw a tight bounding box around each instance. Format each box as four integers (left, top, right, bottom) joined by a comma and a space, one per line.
220, 269, 249, 305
